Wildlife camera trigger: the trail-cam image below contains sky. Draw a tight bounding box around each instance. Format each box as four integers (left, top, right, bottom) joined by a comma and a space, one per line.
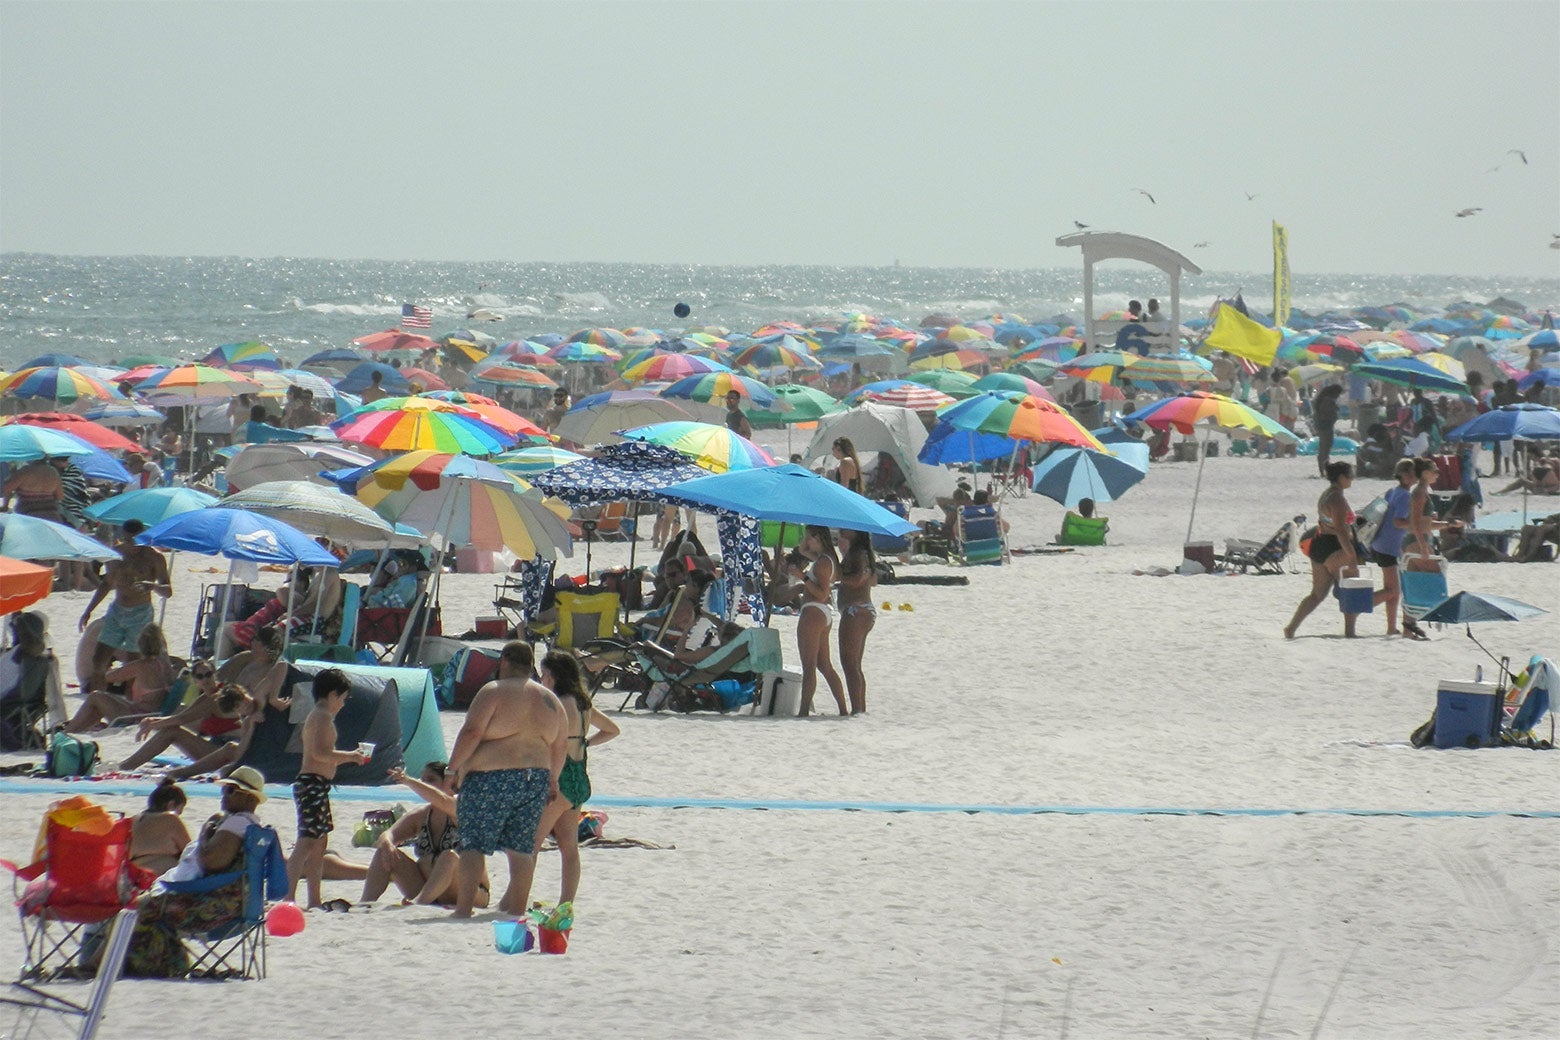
1, 1, 1557, 277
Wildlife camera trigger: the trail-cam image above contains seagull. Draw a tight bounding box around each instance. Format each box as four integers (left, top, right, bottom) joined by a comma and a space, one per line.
1073, 221, 1090, 230
1193, 242, 1211, 248
1244, 191, 1259, 201
1133, 189, 1156, 205
1509, 149, 1528, 165
1455, 208, 1482, 218
1551, 234, 1560, 250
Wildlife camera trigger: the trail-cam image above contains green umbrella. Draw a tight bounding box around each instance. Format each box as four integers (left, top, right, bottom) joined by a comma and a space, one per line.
750, 384, 842, 427
907, 370, 980, 399
1011, 359, 1060, 382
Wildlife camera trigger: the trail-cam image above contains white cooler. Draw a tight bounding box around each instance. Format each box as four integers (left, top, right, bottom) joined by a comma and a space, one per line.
750, 670, 804, 717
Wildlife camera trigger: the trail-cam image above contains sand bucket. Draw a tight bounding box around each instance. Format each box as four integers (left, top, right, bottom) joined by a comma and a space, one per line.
537, 926, 571, 954
492, 919, 533, 954
1336, 577, 1374, 614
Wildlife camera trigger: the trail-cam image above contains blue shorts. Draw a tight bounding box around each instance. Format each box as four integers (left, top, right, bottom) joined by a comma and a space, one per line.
457, 767, 550, 856
100, 602, 155, 652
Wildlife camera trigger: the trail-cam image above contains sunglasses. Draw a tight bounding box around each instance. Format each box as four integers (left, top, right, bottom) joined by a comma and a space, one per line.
193, 670, 215, 679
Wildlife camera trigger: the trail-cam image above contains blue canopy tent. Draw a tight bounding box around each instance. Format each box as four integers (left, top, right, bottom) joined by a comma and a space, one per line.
531, 441, 769, 623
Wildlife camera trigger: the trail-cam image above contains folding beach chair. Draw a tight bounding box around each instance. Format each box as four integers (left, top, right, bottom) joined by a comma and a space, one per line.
585, 501, 636, 541
625, 627, 785, 713
552, 590, 628, 651
956, 504, 1007, 565
1400, 559, 1450, 627
1221, 514, 1306, 574
3, 816, 135, 981
285, 582, 360, 664
0, 652, 60, 751
1, 907, 137, 1040
160, 824, 288, 981
1056, 513, 1109, 547
190, 582, 253, 660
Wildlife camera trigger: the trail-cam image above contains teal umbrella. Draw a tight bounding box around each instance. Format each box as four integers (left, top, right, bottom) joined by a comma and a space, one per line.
85, 487, 219, 527
0, 425, 96, 463
1030, 446, 1149, 508
0, 513, 121, 562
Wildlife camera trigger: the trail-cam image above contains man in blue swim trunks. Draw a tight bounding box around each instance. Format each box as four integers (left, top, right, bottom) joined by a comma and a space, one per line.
447, 640, 565, 918
78, 519, 171, 695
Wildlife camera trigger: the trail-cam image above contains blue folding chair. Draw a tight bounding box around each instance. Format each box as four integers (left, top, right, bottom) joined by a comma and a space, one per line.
870, 500, 912, 555
162, 825, 288, 980
1401, 565, 1450, 626
957, 504, 1006, 565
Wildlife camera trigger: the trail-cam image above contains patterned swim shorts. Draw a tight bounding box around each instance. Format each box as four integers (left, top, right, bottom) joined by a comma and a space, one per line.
457, 767, 550, 856
293, 772, 334, 838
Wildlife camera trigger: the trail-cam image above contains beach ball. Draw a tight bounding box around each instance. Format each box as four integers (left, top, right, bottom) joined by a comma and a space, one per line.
674, 302, 691, 318
266, 901, 306, 937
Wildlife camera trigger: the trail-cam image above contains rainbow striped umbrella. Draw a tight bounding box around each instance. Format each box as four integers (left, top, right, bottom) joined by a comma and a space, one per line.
566, 328, 628, 348
619, 421, 776, 473
134, 364, 261, 403
732, 336, 821, 371
494, 445, 587, 477
1057, 351, 1142, 382
1127, 353, 1217, 384
353, 451, 573, 558
496, 340, 556, 360
365, 393, 550, 443
1013, 337, 1082, 363
204, 341, 282, 370
0, 367, 126, 406
1388, 330, 1446, 354
658, 371, 779, 409
331, 398, 516, 455
623, 353, 731, 383
549, 341, 622, 364
935, 392, 1105, 450
1, 413, 140, 452
468, 361, 560, 389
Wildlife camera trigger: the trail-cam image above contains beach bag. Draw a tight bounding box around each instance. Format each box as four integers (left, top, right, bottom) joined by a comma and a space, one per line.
351, 806, 403, 848
45, 729, 99, 777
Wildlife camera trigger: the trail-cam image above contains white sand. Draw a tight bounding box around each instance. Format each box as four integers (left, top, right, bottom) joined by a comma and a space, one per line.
4, 452, 1559, 1039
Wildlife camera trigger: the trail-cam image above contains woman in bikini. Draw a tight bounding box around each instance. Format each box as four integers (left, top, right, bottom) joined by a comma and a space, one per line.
1406, 456, 1463, 562
831, 438, 864, 494
128, 778, 191, 882
119, 663, 253, 771
65, 623, 176, 732
835, 528, 877, 715
534, 650, 620, 908
1285, 461, 1363, 639
790, 525, 846, 715
360, 762, 488, 907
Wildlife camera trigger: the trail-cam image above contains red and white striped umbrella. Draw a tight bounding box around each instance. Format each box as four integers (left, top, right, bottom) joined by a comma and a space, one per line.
862, 384, 956, 411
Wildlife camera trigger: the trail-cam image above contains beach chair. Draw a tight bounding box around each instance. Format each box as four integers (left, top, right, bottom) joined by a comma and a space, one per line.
189, 582, 253, 660
162, 824, 288, 981
1221, 515, 1305, 574
3, 816, 135, 981
0, 652, 58, 751
625, 627, 785, 713
584, 501, 635, 541
956, 504, 1007, 565
285, 582, 361, 664
1400, 559, 1450, 626
1, 907, 137, 1040
869, 501, 912, 556
1056, 513, 1109, 547
552, 590, 629, 651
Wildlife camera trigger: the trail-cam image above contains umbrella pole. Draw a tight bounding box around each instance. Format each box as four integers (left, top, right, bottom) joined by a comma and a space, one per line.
212, 559, 236, 662
1183, 426, 1211, 545
281, 563, 298, 653
400, 490, 459, 666
624, 501, 638, 624
159, 551, 176, 628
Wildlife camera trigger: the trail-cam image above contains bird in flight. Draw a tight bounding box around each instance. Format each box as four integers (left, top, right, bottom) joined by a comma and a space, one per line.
1193, 242, 1211, 248
1510, 149, 1528, 165
1551, 234, 1560, 250
1073, 221, 1090, 230
1133, 189, 1156, 205
1244, 191, 1259, 201
1455, 208, 1482, 218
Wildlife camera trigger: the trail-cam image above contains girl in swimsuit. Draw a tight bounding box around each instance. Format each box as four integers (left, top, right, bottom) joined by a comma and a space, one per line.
835, 528, 877, 715
533, 651, 620, 908
65, 623, 175, 732
1285, 461, 1362, 639
832, 438, 864, 494
119, 664, 254, 771
128, 778, 191, 881
361, 762, 489, 907
791, 525, 846, 715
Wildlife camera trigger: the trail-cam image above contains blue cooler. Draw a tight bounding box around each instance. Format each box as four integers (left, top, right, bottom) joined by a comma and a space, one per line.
1434, 680, 1501, 749
1337, 577, 1374, 613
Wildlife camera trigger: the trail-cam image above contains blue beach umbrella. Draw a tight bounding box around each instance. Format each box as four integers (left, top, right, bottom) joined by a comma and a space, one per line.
1030, 446, 1149, 508
139, 508, 338, 567
916, 419, 1017, 464
0, 513, 122, 562
1444, 403, 1560, 443
335, 362, 410, 396
85, 487, 219, 527
1517, 369, 1560, 391
74, 450, 135, 485
659, 464, 919, 537
21, 354, 91, 370
0, 425, 97, 463
1420, 591, 1547, 625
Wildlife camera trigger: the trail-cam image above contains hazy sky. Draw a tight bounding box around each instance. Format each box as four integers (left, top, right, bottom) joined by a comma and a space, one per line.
2, 1, 1557, 277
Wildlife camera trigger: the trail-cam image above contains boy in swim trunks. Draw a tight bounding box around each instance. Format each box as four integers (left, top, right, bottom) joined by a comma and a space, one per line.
286, 668, 368, 909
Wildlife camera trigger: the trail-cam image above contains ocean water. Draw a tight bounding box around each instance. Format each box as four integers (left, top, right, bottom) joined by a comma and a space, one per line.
1, 253, 1556, 369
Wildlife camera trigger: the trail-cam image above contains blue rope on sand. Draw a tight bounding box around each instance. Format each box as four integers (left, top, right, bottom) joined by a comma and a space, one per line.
0, 779, 1556, 820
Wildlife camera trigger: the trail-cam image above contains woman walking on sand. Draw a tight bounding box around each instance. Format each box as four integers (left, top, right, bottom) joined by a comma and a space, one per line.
835, 528, 877, 715
791, 526, 846, 715
1285, 461, 1363, 639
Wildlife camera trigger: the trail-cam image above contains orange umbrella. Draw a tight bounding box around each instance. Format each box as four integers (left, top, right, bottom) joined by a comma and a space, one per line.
352, 329, 441, 354
0, 556, 53, 616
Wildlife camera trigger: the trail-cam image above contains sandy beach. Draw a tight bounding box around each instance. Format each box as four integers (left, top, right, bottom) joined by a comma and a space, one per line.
4, 449, 1557, 1040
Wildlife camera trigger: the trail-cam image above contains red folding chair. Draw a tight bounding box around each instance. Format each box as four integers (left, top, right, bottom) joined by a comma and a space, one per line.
3, 817, 136, 981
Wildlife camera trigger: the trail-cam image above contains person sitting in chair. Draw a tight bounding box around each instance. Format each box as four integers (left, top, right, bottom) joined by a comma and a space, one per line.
0, 612, 59, 750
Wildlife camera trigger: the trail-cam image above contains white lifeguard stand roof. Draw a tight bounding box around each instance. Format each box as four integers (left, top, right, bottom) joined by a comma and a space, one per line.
1055, 231, 1203, 351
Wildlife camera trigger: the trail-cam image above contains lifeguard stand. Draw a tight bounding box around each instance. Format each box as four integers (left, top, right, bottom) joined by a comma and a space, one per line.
1054, 232, 1203, 351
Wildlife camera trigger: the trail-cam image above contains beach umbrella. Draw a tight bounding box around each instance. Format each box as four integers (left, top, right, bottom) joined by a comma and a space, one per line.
1012, 337, 1082, 363
1127, 354, 1217, 384
817, 334, 900, 360
20, 354, 91, 370
225, 442, 375, 492
133, 364, 261, 403
0, 424, 97, 463
618, 421, 777, 474
935, 392, 1106, 451
1444, 403, 1560, 524
438, 329, 499, 350
85, 487, 219, 527
493, 446, 586, 478
749, 384, 842, 428
917, 419, 1021, 464
336, 362, 411, 396
659, 464, 918, 537
732, 336, 821, 371
1287, 363, 1346, 386
861, 384, 956, 411
623, 353, 731, 384
0, 367, 126, 406
0, 413, 139, 452
352, 329, 440, 354
495, 340, 557, 361
140, 507, 337, 566
74, 449, 135, 485
1123, 391, 1299, 544
78, 401, 164, 428
300, 348, 369, 370
393, 367, 447, 391
658, 371, 779, 409
1420, 591, 1550, 672
907, 370, 981, 398
1352, 355, 1468, 394
204, 341, 281, 370
1010, 360, 1061, 383
1030, 446, 1150, 508
909, 349, 990, 373
548, 341, 623, 364
970, 373, 1055, 400
1057, 351, 1143, 382
356, 395, 550, 443
553, 391, 699, 446
1517, 369, 1560, 390
565, 328, 627, 348
220, 480, 395, 547
330, 399, 515, 455
0, 514, 121, 562
0, 556, 53, 616
467, 361, 559, 390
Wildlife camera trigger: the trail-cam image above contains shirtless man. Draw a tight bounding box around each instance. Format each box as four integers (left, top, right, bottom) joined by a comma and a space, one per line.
79, 519, 172, 694
1, 457, 65, 521
447, 641, 565, 918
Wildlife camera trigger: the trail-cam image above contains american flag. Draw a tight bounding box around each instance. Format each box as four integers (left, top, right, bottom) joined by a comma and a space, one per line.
401, 303, 432, 328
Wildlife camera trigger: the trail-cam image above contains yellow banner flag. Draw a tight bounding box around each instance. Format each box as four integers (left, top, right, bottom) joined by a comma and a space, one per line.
1205, 301, 1280, 368
1272, 222, 1291, 328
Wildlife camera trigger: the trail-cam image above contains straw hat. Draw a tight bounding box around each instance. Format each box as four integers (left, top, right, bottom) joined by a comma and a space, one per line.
217, 766, 268, 803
